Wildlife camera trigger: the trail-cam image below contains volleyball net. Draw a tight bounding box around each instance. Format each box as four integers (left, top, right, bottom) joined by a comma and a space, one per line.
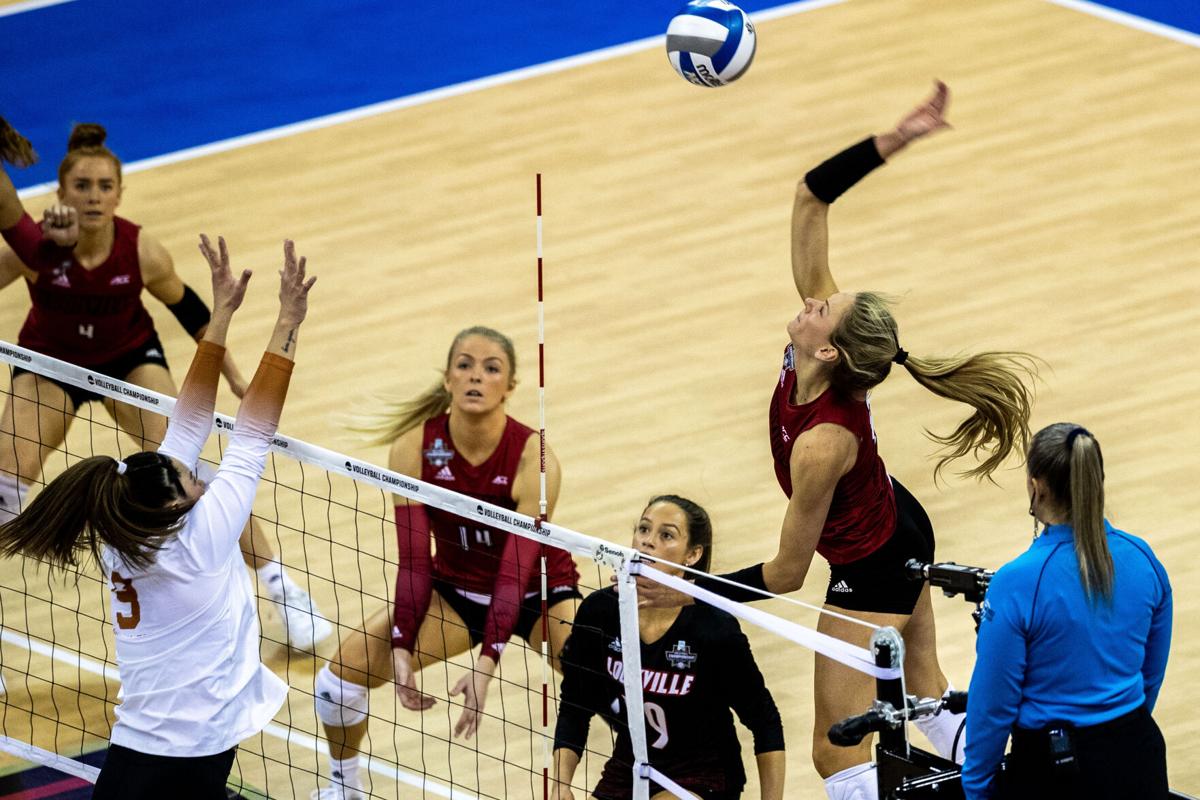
0, 342, 901, 799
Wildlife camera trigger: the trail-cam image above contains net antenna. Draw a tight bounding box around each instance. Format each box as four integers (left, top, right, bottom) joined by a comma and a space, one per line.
535, 173, 552, 800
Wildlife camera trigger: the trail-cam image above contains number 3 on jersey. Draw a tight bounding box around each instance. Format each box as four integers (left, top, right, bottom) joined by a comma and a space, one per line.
110, 571, 141, 630
458, 525, 493, 551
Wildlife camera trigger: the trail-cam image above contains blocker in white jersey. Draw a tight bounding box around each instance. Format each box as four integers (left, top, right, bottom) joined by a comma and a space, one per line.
0, 234, 317, 798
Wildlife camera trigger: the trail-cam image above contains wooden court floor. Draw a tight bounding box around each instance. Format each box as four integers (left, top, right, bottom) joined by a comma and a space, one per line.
0, 0, 1197, 796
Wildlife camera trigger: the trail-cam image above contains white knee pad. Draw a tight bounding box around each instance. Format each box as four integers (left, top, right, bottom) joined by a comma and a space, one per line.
824, 762, 877, 800
0, 474, 28, 524
314, 665, 369, 728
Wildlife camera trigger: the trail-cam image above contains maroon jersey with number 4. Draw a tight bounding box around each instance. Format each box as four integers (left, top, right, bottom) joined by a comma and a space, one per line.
421, 414, 577, 593
768, 343, 896, 564
2, 213, 155, 365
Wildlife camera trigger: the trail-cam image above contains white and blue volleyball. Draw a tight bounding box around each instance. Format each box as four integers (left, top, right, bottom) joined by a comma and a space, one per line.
666, 0, 757, 87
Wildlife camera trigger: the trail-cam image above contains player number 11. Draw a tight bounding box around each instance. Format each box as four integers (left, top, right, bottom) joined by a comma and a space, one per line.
458, 525, 493, 550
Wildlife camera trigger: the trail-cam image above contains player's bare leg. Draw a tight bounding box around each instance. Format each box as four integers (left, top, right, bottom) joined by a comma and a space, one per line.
0, 373, 73, 522
314, 598, 474, 799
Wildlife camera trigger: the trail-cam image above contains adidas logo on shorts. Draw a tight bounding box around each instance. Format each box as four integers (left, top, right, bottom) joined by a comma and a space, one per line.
830, 580, 853, 593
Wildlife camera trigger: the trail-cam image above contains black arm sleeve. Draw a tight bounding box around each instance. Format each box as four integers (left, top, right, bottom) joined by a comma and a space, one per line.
696, 562, 769, 604
716, 618, 785, 754
553, 593, 610, 756
167, 284, 212, 338
803, 136, 886, 204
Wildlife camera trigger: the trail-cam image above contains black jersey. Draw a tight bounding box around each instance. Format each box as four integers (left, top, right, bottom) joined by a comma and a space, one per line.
554, 587, 784, 799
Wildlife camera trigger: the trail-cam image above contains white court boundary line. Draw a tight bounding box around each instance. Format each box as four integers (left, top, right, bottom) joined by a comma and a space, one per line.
1046, 0, 1200, 48
12, 0, 847, 199
0, 0, 75, 18
0, 629, 475, 798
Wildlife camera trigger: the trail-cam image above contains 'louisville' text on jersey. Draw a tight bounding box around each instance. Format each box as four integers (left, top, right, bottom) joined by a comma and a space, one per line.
606, 656, 696, 697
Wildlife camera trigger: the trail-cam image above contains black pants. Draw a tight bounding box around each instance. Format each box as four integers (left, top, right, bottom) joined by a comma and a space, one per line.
1000, 706, 1168, 800
92, 743, 237, 799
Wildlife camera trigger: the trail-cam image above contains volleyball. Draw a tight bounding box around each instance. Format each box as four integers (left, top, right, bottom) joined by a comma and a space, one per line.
666, 0, 757, 87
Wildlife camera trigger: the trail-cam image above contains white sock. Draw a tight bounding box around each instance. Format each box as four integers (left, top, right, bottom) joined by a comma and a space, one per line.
824, 762, 877, 800
329, 755, 361, 789
0, 474, 28, 525
913, 684, 966, 763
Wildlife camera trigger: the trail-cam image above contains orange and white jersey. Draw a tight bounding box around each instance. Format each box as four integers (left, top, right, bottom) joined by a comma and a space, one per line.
100, 349, 291, 757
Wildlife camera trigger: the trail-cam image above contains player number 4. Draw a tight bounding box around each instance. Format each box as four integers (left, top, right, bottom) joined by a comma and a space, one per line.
78, 323, 94, 339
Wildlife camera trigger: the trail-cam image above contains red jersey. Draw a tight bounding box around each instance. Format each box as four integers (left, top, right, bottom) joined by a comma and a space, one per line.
768, 344, 896, 564
421, 414, 577, 593
3, 213, 155, 365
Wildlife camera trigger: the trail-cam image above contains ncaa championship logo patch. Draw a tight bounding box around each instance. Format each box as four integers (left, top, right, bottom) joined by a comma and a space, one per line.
424, 438, 454, 467
665, 640, 697, 670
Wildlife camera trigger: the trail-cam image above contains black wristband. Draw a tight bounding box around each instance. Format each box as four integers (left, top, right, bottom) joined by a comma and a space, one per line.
167, 285, 211, 337
697, 562, 769, 604
803, 136, 886, 204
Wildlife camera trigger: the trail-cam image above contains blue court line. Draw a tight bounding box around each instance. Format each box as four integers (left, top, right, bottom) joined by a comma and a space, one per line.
0, 0, 821, 191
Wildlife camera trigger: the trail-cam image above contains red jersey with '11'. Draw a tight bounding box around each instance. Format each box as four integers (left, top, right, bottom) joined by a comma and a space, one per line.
3, 213, 155, 365
421, 414, 576, 594
768, 344, 896, 564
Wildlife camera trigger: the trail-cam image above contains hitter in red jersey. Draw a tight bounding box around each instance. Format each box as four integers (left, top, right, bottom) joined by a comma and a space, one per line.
0, 119, 329, 651
313, 326, 580, 799
639, 84, 1038, 800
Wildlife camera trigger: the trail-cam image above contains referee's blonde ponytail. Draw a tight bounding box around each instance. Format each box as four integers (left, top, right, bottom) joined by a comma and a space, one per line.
357, 326, 518, 445
829, 292, 1039, 481
1027, 422, 1113, 602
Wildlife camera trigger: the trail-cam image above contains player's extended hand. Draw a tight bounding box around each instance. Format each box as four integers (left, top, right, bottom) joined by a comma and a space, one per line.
608, 565, 696, 609
277, 239, 316, 325
40, 204, 78, 248
221, 356, 249, 399
198, 234, 252, 315
392, 649, 437, 711
449, 657, 496, 739
894, 80, 952, 144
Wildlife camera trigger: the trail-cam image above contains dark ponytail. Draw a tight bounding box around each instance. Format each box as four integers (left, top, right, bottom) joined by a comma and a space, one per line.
0, 452, 193, 572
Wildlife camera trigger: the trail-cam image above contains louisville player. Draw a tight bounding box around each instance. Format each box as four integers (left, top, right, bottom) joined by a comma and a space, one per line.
637, 83, 1039, 799
0, 234, 315, 797
312, 326, 580, 799
552, 495, 785, 800
0, 117, 329, 649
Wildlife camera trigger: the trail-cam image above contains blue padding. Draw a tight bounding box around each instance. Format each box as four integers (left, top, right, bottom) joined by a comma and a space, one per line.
0, 0, 790, 190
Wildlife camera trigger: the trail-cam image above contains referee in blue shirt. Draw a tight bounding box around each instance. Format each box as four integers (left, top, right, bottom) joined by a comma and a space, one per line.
962, 422, 1172, 799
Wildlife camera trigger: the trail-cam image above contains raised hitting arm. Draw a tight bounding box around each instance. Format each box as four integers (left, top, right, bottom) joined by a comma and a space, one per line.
791, 81, 952, 300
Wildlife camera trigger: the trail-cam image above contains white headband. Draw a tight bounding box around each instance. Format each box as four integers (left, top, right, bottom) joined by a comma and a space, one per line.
116, 460, 128, 475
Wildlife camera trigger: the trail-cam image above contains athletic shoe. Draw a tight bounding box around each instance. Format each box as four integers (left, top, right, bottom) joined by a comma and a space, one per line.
276, 581, 333, 650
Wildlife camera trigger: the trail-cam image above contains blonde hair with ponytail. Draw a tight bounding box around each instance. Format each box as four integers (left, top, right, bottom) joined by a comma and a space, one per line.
1027, 423, 1113, 601
828, 292, 1039, 480
354, 326, 518, 445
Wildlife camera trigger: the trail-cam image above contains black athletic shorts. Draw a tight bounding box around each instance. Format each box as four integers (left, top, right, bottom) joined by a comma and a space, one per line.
11, 332, 170, 411
1001, 705, 1168, 800
433, 578, 581, 646
92, 743, 237, 800
824, 477, 935, 614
